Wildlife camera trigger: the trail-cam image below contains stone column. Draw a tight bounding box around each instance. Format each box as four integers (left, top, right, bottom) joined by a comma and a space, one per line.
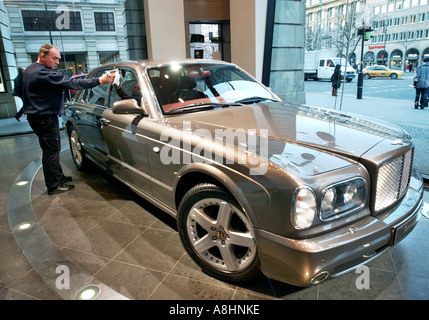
267, 0, 305, 104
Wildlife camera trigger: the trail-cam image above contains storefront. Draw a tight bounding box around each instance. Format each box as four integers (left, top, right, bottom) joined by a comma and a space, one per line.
390, 49, 403, 70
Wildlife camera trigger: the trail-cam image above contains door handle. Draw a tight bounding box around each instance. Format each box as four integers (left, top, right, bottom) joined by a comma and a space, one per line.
100, 118, 110, 126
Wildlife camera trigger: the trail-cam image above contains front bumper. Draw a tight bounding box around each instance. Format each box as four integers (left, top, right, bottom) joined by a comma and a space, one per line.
256, 170, 424, 287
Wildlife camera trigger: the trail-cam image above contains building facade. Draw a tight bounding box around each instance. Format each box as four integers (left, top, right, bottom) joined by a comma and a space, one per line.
5, 0, 127, 75
305, 0, 429, 71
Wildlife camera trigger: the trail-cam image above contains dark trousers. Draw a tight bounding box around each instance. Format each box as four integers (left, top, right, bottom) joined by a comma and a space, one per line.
415, 87, 428, 107
27, 114, 66, 191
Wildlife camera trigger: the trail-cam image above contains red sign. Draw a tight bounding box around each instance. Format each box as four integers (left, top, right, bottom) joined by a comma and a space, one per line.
368, 45, 385, 49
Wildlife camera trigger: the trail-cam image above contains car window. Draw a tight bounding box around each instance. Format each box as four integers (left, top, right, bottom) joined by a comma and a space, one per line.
147, 63, 278, 114
108, 69, 141, 107
81, 70, 108, 107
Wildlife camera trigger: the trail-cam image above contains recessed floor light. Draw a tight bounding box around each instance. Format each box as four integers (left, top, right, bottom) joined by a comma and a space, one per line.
15, 221, 34, 231
76, 285, 100, 300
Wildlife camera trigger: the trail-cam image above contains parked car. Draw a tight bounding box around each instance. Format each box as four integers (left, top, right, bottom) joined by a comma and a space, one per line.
363, 65, 404, 79
62, 60, 423, 287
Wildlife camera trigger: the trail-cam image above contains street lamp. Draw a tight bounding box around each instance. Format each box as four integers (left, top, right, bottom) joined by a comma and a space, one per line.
42, 0, 53, 45
356, 24, 373, 99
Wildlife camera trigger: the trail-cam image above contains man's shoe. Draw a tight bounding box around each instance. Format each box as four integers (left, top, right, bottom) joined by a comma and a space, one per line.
48, 184, 75, 195
60, 176, 73, 183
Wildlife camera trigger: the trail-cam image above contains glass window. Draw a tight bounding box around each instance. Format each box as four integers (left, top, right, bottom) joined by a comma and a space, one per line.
22, 10, 82, 31
404, 0, 410, 9
109, 69, 141, 108
94, 12, 115, 31
82, 70, 108, 106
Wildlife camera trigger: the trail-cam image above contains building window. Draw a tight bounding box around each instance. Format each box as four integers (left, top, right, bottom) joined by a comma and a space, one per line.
94, 12, 115, 31
22, 10, 82, 31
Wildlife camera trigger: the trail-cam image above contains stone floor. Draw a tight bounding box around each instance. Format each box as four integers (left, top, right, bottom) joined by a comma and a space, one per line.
1, 132, 429, 300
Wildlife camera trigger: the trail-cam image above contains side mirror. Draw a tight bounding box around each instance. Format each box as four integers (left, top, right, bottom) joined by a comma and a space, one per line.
112, 99, 148, 116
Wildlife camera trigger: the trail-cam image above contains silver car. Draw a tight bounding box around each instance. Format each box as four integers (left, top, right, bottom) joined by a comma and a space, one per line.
62, 60, 424, 287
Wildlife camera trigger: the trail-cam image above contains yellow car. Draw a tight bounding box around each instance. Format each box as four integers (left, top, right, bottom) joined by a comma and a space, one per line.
363, 65, 404, 79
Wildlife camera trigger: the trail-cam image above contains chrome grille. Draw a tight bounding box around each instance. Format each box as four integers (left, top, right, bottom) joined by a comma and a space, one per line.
375, 149, 413, 212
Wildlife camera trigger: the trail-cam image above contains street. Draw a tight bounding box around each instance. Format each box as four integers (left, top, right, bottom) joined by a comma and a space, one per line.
305, 73, 416, 102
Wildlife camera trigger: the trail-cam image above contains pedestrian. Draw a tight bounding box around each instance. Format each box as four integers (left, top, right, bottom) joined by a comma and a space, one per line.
331, 64, 341, 96
12, 67, 24, 121
22, 44, 115, 195
414, 57, 429, 109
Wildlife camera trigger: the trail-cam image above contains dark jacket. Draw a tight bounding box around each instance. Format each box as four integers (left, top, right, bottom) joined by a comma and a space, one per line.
415, 62, 429, 89
12, 72, 24, 99
22, 62, 100, 115
331, 65, 341, 89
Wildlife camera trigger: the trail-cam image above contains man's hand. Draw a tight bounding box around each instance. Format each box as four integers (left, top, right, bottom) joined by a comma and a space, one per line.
99, 72, 115, 84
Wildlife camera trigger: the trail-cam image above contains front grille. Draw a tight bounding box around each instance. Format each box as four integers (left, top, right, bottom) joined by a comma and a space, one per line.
374, 149, 413, 213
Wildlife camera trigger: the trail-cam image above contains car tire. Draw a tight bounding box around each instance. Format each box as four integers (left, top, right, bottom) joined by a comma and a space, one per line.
390, 73, 398, 79
177, 183, 260, 283
68, 125, 90, 171
363, 74, 370, 80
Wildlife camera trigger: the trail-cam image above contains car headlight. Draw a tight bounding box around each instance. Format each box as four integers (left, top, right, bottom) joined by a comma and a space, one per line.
291, 186, 317, 230
320, 178, 366, 221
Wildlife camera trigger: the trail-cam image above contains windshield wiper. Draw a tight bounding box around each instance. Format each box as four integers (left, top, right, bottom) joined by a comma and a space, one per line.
235, 96, 279, 104
164, 102, 243, 114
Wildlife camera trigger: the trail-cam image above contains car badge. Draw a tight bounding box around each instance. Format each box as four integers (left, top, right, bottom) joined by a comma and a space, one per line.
391, 139, 404, 145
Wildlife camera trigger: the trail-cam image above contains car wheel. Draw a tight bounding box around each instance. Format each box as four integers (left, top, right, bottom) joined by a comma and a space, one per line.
68, 125, 89, 171
177, 183, 260, 283
363, 74, 370, 80
390, 73, 398, 79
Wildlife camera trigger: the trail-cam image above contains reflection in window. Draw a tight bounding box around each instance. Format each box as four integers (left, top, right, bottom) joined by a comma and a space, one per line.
109, 69, 141, 107
82, 71, 108, 106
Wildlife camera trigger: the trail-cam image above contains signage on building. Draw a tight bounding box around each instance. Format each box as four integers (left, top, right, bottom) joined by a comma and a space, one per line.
368, 45, 385, 49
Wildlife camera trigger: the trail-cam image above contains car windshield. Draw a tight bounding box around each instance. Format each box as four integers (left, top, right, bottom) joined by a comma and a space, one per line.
146, 63, 279, 114
332, 58, 346, 66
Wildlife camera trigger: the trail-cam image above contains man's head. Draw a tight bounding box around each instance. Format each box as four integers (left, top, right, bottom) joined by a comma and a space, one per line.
37, 44, 61, 69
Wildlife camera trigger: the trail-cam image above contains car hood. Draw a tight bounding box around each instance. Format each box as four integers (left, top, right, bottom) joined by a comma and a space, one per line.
163, 102, 410, 175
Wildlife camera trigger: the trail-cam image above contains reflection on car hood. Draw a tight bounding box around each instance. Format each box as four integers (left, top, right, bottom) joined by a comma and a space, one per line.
164, 101, 410, 175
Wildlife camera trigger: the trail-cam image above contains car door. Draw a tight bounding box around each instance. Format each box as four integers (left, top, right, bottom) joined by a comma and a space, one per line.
377, 66, 387, 77
73, 69, 110, 167
319, 59, 335, 79
101, 67, 153, 194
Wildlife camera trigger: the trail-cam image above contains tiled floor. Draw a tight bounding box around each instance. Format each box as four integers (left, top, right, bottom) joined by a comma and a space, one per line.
1, 132, 429, 300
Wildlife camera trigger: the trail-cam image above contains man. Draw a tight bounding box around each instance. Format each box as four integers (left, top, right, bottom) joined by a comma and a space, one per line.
414, 57, 429, 109
12, 67, 24, 121
22, 44, 115, 195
